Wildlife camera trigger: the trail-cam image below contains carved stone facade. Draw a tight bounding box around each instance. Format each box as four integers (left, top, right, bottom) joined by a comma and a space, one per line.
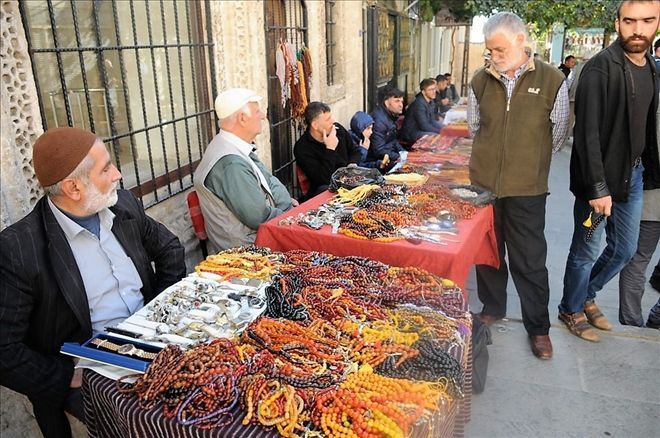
209, 0, 273, 166
0, 1, 44, 229
0, 1, 367, 436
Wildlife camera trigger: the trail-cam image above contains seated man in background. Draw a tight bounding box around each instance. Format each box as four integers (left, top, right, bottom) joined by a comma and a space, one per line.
444, 73, 461, 104
194, 88, 296, 252
0, 127, 186, 438
294, 101, 361, 196
349, 111, 390, 171
434, 74, 453, 118
401, 78, 443, 144
369, 86, 406, 161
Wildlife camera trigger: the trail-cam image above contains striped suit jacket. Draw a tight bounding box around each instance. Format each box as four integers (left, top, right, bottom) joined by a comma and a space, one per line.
0, 190, 185, 431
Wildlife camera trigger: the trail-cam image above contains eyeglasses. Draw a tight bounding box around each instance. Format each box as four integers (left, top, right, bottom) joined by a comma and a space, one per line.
482, 47, 507, 61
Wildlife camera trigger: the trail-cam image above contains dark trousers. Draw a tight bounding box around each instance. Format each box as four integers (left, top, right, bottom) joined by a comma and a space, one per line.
476, 195, 551, 336
618, 220, 660, 326
31, 387, 84, 438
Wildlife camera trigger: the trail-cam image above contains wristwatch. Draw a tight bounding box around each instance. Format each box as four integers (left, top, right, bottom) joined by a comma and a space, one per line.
90, 338, 158, 360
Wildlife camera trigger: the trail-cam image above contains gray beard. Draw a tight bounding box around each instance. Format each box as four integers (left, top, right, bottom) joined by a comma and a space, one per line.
83, 183, 118, 215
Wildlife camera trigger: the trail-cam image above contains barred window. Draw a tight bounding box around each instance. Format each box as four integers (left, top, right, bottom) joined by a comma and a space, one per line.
265, 0, 307, 197
325, 0, 337, 85
19, 0, 217, 207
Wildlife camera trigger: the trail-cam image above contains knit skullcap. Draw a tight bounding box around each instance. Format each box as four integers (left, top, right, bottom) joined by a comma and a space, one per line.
32, 127, 98, 187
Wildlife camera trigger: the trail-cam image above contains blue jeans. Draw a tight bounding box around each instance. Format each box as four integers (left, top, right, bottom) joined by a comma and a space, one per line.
560, 165, 644, 314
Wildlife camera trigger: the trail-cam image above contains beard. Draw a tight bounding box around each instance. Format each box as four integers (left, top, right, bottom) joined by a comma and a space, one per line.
83, 181, 118, 215
619, 34, 653, 54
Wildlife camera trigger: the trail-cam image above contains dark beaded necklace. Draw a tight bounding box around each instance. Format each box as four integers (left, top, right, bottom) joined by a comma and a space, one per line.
376, 337, 464, 398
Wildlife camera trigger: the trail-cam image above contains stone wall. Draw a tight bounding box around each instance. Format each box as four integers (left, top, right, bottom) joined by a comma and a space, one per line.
308, 0, 365, 126
0, 0, 43, 230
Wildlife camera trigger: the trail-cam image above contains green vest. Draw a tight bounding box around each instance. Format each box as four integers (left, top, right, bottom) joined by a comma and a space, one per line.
470, 59, 565, 197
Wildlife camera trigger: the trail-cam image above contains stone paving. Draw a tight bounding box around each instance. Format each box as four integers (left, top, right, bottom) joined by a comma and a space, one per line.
465, 146, 660, 437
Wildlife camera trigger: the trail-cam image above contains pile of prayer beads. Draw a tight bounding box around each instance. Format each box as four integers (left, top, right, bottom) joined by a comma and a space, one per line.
120, 249, 468, 435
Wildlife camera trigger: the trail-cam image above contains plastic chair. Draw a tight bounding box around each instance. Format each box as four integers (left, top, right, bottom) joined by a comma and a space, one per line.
186, 190, 208, 258
296, 165, 311, 199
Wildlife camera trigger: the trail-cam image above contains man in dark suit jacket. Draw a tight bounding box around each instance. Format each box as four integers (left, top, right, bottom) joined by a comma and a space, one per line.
0, 127, 185, 438
401, 78, 443, 144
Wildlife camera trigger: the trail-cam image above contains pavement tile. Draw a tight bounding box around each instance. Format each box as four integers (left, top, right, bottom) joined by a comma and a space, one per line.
466, 147, 660, 436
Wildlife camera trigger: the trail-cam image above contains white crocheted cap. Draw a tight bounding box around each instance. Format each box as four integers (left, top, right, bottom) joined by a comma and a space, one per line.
214, 88, 262, 119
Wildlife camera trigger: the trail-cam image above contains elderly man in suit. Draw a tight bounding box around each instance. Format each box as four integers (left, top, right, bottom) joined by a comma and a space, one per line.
0, 127, 186, 438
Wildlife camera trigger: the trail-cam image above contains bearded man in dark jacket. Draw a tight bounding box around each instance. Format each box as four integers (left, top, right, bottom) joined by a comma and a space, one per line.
559, 0, 660, 342
0, 127, 185, 437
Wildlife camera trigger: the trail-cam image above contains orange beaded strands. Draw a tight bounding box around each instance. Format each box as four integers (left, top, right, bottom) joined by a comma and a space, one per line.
240, 376, 308, 437
300, 285, 388, 323
339, 319, 419, 346
195, 248, 276, 280
337, 318, 421, 368
339, 204, 416, 242
312, 366, 447, 438
244, 317, 345, 363
407, 185, 478, 220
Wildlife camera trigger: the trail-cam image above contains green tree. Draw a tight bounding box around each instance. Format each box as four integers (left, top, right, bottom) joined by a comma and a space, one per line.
465, 0, 618, 33
418, 0, 619, 33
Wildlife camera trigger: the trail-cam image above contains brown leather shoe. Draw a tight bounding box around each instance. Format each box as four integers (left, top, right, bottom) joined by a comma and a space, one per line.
474, 312, 503, 326
559, 312, 600, 342
583, 300, 613, 330
529, 335, 553, 360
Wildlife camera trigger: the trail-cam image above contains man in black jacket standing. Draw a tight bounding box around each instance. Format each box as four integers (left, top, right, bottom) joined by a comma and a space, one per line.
0, 127, 186, 437
559, 0, 660, 342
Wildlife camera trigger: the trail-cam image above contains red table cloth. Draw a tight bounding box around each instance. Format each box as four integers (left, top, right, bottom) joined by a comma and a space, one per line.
440, 124, 470, 138
256, 191, 498, 291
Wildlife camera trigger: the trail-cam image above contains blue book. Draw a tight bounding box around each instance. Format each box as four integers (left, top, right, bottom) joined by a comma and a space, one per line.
60, 334, 162, 373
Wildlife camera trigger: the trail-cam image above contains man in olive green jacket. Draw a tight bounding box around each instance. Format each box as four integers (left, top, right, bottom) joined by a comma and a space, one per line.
467, 12, 569, 360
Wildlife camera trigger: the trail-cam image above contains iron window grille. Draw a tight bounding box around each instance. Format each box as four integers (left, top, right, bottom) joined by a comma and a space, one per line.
325, 0, 336, 86
19, 0, 217, 207
264, 0, 308, 198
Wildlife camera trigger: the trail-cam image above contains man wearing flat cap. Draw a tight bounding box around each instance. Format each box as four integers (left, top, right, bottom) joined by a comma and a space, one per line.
0, 127, 185, 438
194, 88, 296, 251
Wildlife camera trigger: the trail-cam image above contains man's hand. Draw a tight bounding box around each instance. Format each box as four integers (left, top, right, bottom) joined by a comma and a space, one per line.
70, 368, 83, 388
441, 98, 449, 105
291, 198, 299, 207
379, 154, 390, 169
361, 136, 370, 150
589, 195, 613, 216
323, 125, 339, 151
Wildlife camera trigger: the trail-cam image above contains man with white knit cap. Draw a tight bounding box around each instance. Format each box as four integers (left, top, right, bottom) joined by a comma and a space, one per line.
194, 88, 296, 251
